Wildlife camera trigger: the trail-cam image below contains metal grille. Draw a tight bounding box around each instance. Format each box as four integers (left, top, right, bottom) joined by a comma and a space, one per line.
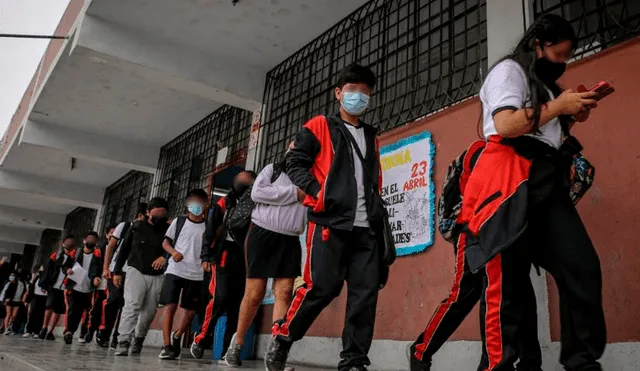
154, 105, 252, 216
260, 0, 487, 166
534, 0, 640, 60
100, 170, 154, 230
63, 207, 98, 240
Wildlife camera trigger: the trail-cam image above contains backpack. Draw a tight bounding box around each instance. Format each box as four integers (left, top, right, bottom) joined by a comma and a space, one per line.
226, 164, 282, 243
438, 141, 486, 243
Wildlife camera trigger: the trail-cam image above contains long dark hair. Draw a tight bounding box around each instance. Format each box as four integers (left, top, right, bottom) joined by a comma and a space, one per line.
483, 14, 577, 135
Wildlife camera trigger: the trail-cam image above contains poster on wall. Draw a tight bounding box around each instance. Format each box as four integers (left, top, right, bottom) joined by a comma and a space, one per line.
379, 131, 435, 256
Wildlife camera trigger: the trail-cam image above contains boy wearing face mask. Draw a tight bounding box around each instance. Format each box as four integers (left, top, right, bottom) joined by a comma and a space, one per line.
38, 235, 77, 341
112, 197, 170, 356
62, 232, 103, 344
266, 64, 384, 371
157, 189, 208, 360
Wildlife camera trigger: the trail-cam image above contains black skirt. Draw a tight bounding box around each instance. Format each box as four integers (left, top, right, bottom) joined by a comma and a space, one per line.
245, 224, 302, 279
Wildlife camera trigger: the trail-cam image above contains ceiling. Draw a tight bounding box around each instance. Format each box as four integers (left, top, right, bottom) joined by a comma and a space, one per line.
87, 0, 369, 69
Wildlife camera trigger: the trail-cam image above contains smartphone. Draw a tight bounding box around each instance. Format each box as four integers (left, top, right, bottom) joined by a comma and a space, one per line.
577, 81, 615, 101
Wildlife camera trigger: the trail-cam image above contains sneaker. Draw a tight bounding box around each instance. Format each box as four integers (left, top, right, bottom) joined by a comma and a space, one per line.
45, 332, 55, 341
84, 330, 94, 344
96, 335, 109, 348
33, 333, 40, 338
63, 331, 73, 344
110, 337, 118, 351
224, 333, 243, 366
345, 367, 368, 371
408, 343, 431, 371
38, 328, 47, 340
115, 341, 130, 356
4, 328, 13, 335
130, 336, 145, 354
78, 336, 86, 344
264, 337, 292, 371
159, 345, 178, 360
190, 340, 204, 359
171, 331, 182, 358
22, 332, 32, 338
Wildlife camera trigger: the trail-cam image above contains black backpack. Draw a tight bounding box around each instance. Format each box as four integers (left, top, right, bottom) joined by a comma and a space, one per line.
226, 164, 282, 243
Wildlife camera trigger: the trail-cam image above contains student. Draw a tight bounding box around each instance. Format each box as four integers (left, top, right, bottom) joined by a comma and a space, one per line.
112, 197, 170, 356
97, 204, 147, 349
80, 226, 115, 344
448, 14, 604, 371
38, 235, 77, 340
23, 266, 48, 338
2, 270, 26, 335
223, 146, 306, 366
63, 232, 103, 345
190, 171, 256, 360
157, 189, 208, 360
266, 63, 385, 371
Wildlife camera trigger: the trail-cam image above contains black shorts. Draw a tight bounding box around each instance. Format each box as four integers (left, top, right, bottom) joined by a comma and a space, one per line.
159, 274, 203, 311
5, 301, 22, 307
246, 224, 302, 279
45, 289, 66, 315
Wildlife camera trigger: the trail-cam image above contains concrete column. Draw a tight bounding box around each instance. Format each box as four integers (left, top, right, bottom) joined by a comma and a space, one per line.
486, 0, 532, 66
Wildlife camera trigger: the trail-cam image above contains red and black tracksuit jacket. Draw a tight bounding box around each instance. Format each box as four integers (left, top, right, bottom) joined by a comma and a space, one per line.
286, 113, 383, 230
65, 248, 103, 291
40, 249, 77, 291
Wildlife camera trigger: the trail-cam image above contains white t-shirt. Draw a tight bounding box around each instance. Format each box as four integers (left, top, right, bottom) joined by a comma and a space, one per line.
165, 217, 206, 281
73, 252, 93, 293
109, 221, 129, 272
480, 59, 563, 149
344, 123, 369, 228
33, 278, 47, 296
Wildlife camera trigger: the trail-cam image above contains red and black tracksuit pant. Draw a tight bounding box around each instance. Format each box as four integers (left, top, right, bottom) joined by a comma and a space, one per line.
98, 275, 126, 342
479, 191, 605, 371
80, 289, 106, 336
272, 223, 380, 371
64, 290, 92, 334
412, 233, 542, 371
194, 241, 246, 355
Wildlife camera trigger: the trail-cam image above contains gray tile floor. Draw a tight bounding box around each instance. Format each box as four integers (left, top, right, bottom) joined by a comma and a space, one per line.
0, 334, 334, 371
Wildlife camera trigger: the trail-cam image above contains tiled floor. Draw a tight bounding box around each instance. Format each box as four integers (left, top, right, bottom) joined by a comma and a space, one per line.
0, 334, 333, 371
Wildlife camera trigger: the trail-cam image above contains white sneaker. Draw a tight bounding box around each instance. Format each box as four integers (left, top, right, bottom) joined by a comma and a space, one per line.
4, 328, 13, 335
22, 332, 32, 338
78, 337, 86, 344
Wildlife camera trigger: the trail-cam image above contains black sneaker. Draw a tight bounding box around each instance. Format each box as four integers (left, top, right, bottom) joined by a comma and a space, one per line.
130, 336, 145, 354
343, 367, 368, 371
264, 337, 292, 371
45, 332, 55, 341
190, 340, 204, 359
408, 343, 431, 371
84, 330, 94, 344
38, 328, 48, 340
95, 333, 109, 348
170, 331, 182, 359
115, 341, 130, 356
159, 345, 178, 360
110, 337, 118, 351
224, 333, 243, 366
63, 331, 73, 344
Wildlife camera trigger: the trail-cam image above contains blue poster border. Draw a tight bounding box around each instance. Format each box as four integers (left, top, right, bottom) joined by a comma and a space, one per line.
380, 131, 435, 257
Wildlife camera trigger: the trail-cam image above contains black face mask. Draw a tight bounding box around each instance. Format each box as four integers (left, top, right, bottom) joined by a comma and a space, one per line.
534, 56, 566, 85
150, 216, 168, 227
85, 243, 96, 250
233, 181, 251, 196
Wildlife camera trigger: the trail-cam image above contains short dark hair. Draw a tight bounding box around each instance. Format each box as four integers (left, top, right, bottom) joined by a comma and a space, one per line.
136, 203, 148, 216
106, 224, 118, 233
62, 235, 75, 243
147, 197, 169, 211
186, 189, 208, 201
85, 231, 99, 239
336, 63, 376, 90
244, 170, 257, 179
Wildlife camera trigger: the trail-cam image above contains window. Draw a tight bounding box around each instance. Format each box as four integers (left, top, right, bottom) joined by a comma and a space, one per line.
99, 171, 154, 230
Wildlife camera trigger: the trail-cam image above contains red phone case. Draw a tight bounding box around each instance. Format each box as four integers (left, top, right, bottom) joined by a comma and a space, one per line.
577, 81, 615, 100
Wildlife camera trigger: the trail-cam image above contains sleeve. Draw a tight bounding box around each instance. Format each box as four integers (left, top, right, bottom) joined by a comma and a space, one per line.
481, 60, 528, 117
164, 219, 178, 244
200, 201, 225, 262
112, 222, 126, 240
286, 118, 323, 197
251, 164, 298, 205
114, 223, 135, 273
89, 254, 102, 280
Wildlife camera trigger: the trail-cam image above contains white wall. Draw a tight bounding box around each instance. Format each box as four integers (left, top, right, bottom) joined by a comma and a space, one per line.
0, 0, 71, 135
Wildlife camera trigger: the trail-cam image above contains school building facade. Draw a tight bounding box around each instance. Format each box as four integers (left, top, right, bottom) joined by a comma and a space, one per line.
0, 0, 638, 369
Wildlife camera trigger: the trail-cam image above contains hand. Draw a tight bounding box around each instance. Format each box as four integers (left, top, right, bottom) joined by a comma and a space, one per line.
152, 256, 166, 270
315, 191, 321, 199
93, 277, 101, 288
575, 102, 597, 123
103, 269, 112, 280
0, 257, 5, 265
296, 188, 306, 202
554, 90, 598, 116
201, 261, 211, 272
66, 268, 74, 275
171, 251, 184, 262
113, 274, 122, 288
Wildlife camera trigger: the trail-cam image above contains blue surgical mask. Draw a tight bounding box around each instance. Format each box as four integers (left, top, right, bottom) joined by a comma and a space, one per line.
341, 92, 370, 116
187, 203, 204, 216
9, 275, 15, 281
